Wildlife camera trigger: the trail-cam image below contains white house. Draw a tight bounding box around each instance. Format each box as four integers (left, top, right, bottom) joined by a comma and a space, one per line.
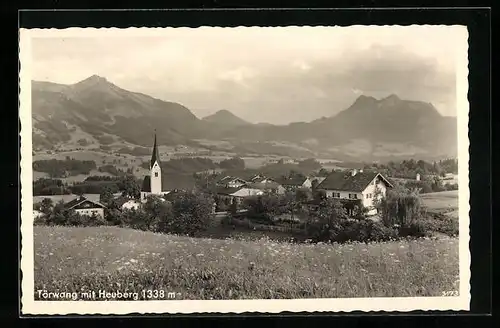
121, 200, 141, 211
316, 169, 394, 215
33, 210, 45, 220
140, 133, 172, 202
216, 185, 264, 206
216, 176, 248, 188
63, 196, 106, 219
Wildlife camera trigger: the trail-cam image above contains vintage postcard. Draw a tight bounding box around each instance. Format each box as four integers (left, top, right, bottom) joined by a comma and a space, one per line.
20, 25, 470, 315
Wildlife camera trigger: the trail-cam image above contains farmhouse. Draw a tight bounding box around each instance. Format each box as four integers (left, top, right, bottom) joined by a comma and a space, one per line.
245, 181, 286, 195
216, 176, 248, 188
276, 176, 313, 190
63, 195, 106, 219
216, 185, 264, 206
33, 193, 101, 206
249, 174, 277, 184
316, 169, 393, 215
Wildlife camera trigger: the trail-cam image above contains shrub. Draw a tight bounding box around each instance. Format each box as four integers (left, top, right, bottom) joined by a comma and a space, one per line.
66, 211, 108, 227
33, 214, 47, 226
399, 220, 430, 238
420, 214, 459, 237
378, 186, 424, 229
166, 192, 214, 236
369, 221, 399, 241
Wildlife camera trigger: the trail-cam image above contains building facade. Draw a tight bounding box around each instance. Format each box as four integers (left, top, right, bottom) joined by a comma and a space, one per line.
140, 133, 171, 202
316, 169, 393, 216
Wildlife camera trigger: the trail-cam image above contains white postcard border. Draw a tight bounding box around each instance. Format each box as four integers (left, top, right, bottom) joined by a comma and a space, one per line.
19, 26, 471, 315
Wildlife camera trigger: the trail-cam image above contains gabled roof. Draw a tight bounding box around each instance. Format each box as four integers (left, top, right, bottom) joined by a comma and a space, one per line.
245, 181, 283, 191
276, 176, 309, 186
150, 132, 161, 168
216, 176, 248, 185
33, 194, 100, 205
64, 196, 106, 210
250, 175, 277, 183
216, 186, 243, 196
316, 171, 393, 192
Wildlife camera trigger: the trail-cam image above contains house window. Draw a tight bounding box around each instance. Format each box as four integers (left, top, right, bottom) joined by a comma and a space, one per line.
333, 192, 340, 198
155, 172, 158, 177
349, 193, 358, 199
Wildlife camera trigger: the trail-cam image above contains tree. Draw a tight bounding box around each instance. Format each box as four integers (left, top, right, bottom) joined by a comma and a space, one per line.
307, 198, 348, 242
39, 198, 53, 216
244, 193, 284, 222
141, 195, 173, 232
378, 185, 424, 229
168, 192, 214, 236
46, 200, 67, 226
100, 186, 114, 205
120, 175, 140, 198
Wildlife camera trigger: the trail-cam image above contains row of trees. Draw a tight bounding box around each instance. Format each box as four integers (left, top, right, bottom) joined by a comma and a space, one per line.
363, 158, 458, 179
35, 191, 215, 237
33, 175, 141, 197
33, 158, 97, 178
139, 157, 238, 174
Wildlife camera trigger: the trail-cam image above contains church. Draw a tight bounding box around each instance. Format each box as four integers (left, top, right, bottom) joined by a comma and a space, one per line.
140, 133, 171, 202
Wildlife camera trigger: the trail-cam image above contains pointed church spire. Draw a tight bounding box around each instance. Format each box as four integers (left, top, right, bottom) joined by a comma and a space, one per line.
150, 130, 161, 169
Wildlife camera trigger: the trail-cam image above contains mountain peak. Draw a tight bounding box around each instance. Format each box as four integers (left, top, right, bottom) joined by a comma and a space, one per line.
202, 109, 250, 126
382, 94, 400, 100
350, 95, 378, 110
379, 94, 401, 106
73, 75, 110, 87
214, 109, 232, 115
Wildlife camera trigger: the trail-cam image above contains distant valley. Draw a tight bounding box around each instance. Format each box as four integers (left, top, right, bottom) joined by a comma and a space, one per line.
31, 75, 457, 162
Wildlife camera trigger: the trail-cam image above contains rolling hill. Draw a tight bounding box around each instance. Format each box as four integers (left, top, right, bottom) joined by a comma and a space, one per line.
31, 75, 458, 161
202, 110, 251, 126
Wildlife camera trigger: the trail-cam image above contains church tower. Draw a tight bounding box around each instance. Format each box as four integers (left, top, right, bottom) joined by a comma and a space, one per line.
149, 132, 162, 194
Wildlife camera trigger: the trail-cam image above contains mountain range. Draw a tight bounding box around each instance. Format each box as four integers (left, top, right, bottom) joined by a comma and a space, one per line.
31, 75, 457, 161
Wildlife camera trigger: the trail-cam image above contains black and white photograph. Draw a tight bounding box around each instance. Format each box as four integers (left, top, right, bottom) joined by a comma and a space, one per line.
19, 25, 470, 314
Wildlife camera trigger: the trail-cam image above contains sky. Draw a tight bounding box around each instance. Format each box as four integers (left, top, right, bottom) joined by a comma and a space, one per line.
30, 26, 467, 124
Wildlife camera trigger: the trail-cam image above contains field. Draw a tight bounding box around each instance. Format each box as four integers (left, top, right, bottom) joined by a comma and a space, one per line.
421, 190, 459, 218
34, 226, 459, 300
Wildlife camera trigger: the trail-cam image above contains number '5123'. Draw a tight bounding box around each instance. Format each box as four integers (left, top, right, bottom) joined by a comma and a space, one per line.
442, 291, 459, 296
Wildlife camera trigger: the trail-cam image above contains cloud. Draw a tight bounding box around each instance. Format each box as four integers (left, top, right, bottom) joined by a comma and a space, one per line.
30, 26, 465, 123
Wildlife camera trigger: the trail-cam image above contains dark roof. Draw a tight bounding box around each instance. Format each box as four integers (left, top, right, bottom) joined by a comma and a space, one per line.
245, 181, 283, 191
33, 193, 100, 204
216, 186, 242, 196
216, 176, 248, 184
149, 133, 161, 168
276, 176, 308, 186
64, 196, 106, 210
141, 174, 196, 192
316, 171, 392, 192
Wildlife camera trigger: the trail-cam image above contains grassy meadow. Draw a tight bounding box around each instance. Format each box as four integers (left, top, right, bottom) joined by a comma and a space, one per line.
421, 190, 459, 218
34, 226, 459, 300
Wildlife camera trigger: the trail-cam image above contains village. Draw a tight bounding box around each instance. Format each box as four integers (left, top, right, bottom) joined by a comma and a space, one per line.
32, 132, 459, 243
